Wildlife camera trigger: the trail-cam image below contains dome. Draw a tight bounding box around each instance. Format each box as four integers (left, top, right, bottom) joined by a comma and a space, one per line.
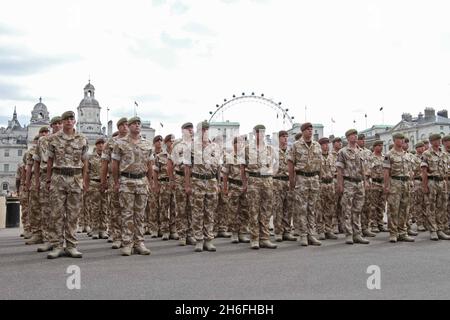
30, 97, 50, 124
33, 97, 47, 110
84, 82, 95, 91
79, 97, 100, 108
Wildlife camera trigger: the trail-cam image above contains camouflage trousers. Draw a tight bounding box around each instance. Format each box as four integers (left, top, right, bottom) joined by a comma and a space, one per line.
214, 191, 229, 233
411, 180, 426, 228
386, 180, 410, 237
48, 174, 83, 249
273, 179, 293, 236
247, 177, 273, 241
169, 193, 177, 234
19, 189, 30, 233
119, 191, 148, 248
38, 172, 51, 242
293, 175, 320, 236
108, 187, 122, 242
333, 180, 343, 231
174, 174, 193, 239
227, 182, 250, 235
424, 180, 448, 232
190, 178, 218, 241
146, 191, 159, 233
361, 183, 372, 231
341, 180, 365, 236
316, 181, 335, 234
156, 181, 174, 234
368, 184, 385, 228
79, 192, 91, 229
88, 181, 108, 234
29, 185, 42, 239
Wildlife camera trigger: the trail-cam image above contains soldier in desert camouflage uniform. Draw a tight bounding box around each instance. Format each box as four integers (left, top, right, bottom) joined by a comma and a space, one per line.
441, 135, 450, 235
112, 117, 153, 256
288, 122, 322, 246
368, 140, 388, 233
163, 134, 179, 240
336, 129, 370, 245
383, 133, 415, 243
316, 137, 338, 240
17, 154, 31, 239
411, 142, 427, 232
46, 111, 89, 259
331, 137, 343, 234
88, 138, 108, 240
421, 134, 450, 241
402, 138, 419, 237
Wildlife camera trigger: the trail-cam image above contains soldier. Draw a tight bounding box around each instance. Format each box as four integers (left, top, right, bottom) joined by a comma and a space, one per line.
88, 138, 109, 240
295, 132, 302, 141
102, 118, 128, 249
163, 134, 179, 240
33, 117, 63, 252
46, 111, 88, 259
336, 129, 370, 245
25, 129, 49, 245
402, 138, 419, 237
422, 139, 430, 151
112, 117, 153, 255
383, 133, 415, 243
222, 136, 250, 244
146, 138, 160, 238
357, 134, 376, 238
442, 135, 450, 234
168, 123, 196, 246
288, 122, 322, 246
186, 121, 221, 252
368, 140, 388, 233
241, 125, 277, 249
421, 134, 450, 240
316, 137, 338, 240
332, 137, 343, 234
152, 135, 172, 240
273, 131, 296, 242
411, 142, 427, 232
17, 154, 31, 239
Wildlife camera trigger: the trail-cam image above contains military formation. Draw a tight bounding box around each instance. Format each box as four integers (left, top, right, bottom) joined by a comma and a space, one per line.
15, 114, 450, 259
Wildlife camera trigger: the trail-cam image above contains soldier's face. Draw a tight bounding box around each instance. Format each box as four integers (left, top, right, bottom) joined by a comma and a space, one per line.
431, 139, 441, 148
374, 145, 382, 153
41, 131, 49, 137
333, 141, 342, 150
416, 147, 424, 154
444, 141, 450, 150
402, 142, 409, 151
321, 143, 329, 153
63, 117, 76, 130
96, 143, 105, 153
129, 122, 141, 134
394, 138, 403, 148
357, 139, 364, 148
154, 140, 162, 149
118, 124, 129, 135
52, 122, 63, 133
347, 134, 357, 143
279, 135, 288, 146
303, 127, 313, 140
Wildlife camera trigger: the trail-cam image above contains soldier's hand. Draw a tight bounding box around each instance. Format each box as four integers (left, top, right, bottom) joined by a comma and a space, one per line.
101, 182, 108, 193
46, 181, 51, 192
114, 183, 119, 193
289, 180, 296, 191
242, 181, 248, 193
422, 186, 429, 194
84, 181, 89, 192
154, 184, 160, 194
185, 184, 192, 196
337, 184, 344, 195
384, 187, 390, 195
170, 180, 175, 191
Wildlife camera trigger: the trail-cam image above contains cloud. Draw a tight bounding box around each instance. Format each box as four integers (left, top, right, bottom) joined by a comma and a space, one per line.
0, 80, 32, 101
0, 23, 21, 36
170, 1, 189, 14
0, 46, 80, 76
134, 94, 162, 103
183, 22, 216, 37
152, 0, 166, 6
128, 37, 178, 69
160, 32, 193, 49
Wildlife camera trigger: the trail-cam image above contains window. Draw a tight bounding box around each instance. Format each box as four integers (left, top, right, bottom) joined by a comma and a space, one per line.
4, 164, 9, 172
18, 149, 22, 157
440, 126, 444, 130
4, 149, 9, 157
2, 182, 8, 191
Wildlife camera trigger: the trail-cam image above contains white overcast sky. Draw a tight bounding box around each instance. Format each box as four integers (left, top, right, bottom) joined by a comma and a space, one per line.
1, 0, 450, 138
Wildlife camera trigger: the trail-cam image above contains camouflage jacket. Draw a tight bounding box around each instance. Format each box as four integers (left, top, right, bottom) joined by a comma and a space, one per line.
88, 152, 103, 180
34, 135, 51, 171
320, 152, 335, 180
288, 138, 322, 173
47, 131, 88, 169
274, 147, 289, 178
336, 145, 365, 180
359, 147, 372, 177
421, 147, 447, 178
383, 149, 410, 178
369, 153, 384, 180
244, 143, 275, 176
153, 148, 170, 180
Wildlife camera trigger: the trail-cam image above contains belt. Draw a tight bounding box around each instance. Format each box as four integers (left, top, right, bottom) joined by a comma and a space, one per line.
414, 177, 422, 181
273, 176, 289, 181
248, 172, 272, 178
296, 170, 319, 177
321, 178, 333, 184
53, 167, 82, 176
228, 178, 243, 186
428, 176, 444, 182
372, 178, 384, 184
391, 176, 409, 182
120, 172, 145, 179
175, 170, 184, 177
191, 172, 216, 180
91, 178, 101, 183
158, 177, 170, 182
343, 176, 362, 183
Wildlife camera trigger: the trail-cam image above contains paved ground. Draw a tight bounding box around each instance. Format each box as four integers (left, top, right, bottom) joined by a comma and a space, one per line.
0, 227, 449, 300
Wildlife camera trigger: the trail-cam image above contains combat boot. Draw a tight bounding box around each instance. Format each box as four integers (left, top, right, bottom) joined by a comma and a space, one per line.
170, 232, 180, 240
318, 233, 326, 240
353, 234, 370, 244
85, 226, 92, 234
275, 234, 283, 242
398, 234, 415, 242
325, 232, 338, 240
92, 234, 99, 240
99, 231, 109, 239
444, 229, 450, 236
418, 225, 427, 232
283, 233, 297, 241
134, 244, 151, 255
87, 231, 93, 237
345, 235, 354, 244
178, 238, 187, 246
231, 232, 239, 243
204, 240, 217, 252
217, 231, 232, 238
389, 235, 397, 243
25, 235, 43, 245
308, 235, 322, 246
121, 246, 132, 256
37, 242, 53, 252
430, 231, 439, 241
65, 247, 83, 258
23, 231, 32, 239
111, 241, 121, 249
239, 234, 250, 243
299, 235, 308, 246
437, 231, 450, 240
371, 226, 380, 233
407, 229, 419, 236
250, 240, 260, 249
161, 233, 170, 241
107, 237, 113, 243
362, 229, 376, 237
150, 231, 158, 238
379, 225, 389, 232
47, 247, 64, 259
260, 239, 277, 249
195, 240, 204, 252
186, 236, 197, 245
